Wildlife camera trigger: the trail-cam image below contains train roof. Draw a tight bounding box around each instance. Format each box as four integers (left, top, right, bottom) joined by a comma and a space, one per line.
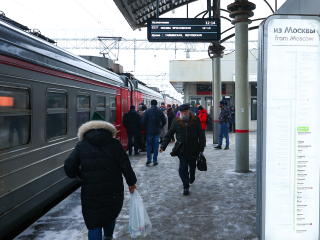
0, 19, 124, 87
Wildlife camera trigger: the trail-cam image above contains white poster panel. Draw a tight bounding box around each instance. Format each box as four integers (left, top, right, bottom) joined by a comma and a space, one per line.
266, 19, 320, 240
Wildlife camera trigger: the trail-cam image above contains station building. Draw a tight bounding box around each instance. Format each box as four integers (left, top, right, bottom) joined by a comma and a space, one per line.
169, 49, 258, 131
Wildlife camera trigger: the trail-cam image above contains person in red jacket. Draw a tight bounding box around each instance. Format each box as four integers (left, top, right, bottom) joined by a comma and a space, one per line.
198, 106, 207, 147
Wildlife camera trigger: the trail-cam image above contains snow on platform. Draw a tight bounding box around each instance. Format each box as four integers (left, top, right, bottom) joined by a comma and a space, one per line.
15, 132, 259, 240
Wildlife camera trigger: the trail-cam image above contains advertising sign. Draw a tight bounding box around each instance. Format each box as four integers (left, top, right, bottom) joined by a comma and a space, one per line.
263, 18, 320, 240
147, 18, 220, 42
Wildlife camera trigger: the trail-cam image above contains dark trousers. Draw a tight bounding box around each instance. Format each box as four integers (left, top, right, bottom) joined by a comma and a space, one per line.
88, 220, 116, 240
229, 123, 235, 133
178, 153, 197, 189
203, 129, 206, 147
128, 133, 138, 154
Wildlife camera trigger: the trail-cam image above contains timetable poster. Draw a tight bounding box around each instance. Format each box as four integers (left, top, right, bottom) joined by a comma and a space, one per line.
265, 19, 320, 240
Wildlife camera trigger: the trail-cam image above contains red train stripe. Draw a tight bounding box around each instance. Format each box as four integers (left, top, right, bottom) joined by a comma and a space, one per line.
214, 120, 219, 122
0, 54, 118, 90
235, 129, 249, 133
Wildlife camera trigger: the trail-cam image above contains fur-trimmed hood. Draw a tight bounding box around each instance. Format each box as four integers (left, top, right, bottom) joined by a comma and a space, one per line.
78, 120, 117, 141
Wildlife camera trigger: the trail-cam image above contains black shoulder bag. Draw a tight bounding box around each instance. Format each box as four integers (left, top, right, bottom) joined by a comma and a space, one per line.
197, 152, 207, 171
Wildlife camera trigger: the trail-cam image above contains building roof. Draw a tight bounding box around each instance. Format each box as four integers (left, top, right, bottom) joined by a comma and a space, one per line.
113, 0, 198, 30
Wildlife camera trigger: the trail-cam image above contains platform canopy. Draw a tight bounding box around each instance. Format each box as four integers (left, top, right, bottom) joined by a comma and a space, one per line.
113, 0, 198, 30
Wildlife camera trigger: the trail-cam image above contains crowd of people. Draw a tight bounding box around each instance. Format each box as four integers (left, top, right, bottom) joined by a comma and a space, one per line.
64, 100, 235, 240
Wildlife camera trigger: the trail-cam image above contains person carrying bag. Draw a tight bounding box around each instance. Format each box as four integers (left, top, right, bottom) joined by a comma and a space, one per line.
64, 112, 137, 240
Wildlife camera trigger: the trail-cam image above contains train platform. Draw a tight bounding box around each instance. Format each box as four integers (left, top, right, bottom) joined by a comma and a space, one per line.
15, 132, 258, 240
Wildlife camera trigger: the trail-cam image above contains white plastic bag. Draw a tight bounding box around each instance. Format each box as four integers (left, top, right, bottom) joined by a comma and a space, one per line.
129, 190, 152, 238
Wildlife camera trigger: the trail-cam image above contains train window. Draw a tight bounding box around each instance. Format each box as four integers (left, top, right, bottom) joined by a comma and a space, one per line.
46, 90, 67, 140
0, 86, 31, 150
77, 95, 90, 109
109, 96, 116, 124
47, 92, 67, 109
77, 94, 90, 130
96, 95, 106, 119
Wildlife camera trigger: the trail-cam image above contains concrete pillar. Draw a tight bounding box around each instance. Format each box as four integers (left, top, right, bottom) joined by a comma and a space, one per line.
235, 21, 249, 172
183, 82, 190, 104
228, 0, 255, 173
213, 57, 221, 144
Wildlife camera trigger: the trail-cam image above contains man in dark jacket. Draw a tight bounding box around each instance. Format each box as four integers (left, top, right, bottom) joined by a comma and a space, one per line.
159, 104, 205, 195
123, 105, 142, 155
64, 112, 137, 240
174, 104, 179, 115
142, 99, 166, 165
160, 102, 167, 111
214, 101, 231, 150
167, 104, 175, 143
229, 105, 235, 133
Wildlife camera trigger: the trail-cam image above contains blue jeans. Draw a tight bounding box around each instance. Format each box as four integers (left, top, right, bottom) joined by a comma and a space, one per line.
88, 220, 116, 240
127, 133, 139, 154
146, 134, 160, 163
178, 154, 197, 189
218, 123, 229, 146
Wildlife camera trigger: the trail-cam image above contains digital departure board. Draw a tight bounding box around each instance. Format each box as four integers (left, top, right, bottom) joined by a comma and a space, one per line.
147, 18, 221, 42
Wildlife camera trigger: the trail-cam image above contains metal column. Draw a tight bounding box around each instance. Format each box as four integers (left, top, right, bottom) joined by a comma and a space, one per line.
213, 57, 221, 143
183, 83, 190, 104
228, 0, 255, 172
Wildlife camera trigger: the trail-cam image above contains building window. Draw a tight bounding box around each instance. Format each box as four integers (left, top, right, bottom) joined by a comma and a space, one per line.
46, 90, 67, 139
0, 86, 31, 150
77, 94, 90, 129
251, 98, 257, 120
96, 95, 106, 118
251, 83, 257, 97
110, 96, 116, 124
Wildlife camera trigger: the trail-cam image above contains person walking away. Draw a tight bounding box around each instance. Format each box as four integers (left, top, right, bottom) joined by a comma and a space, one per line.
167, 104, 175, 143
139, 105, 147, 152
64, 112, 137, 240
159, 104, 205, 195
142, 99, 166, 165
214, 101, 231, 150
159, 109, 168, 143
229, 105, 235, 133
174, 104, 179, 115
198, 105, 207, 147
123, 105, 142, 155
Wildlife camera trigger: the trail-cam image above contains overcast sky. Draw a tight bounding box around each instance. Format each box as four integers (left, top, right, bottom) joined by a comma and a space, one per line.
1, 0, 287, 100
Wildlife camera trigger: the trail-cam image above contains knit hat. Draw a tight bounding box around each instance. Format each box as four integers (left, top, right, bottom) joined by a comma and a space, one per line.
151, 99, 157, 105
219, 100, 225, 106
90, 111, 105, 121
198, 105, 204, 110
179, 104, 190, 110
130, 105, 135, 110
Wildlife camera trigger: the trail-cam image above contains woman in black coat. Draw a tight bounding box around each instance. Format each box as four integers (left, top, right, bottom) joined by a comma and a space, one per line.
64, 113, 137, 240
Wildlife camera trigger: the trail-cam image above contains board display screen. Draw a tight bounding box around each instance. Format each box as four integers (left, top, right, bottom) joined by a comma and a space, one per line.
147, 18, 220, 42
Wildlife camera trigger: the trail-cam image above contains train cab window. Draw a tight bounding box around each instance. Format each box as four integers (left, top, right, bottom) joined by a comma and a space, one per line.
46, 90, 67, 140
77, 94, 90, 129
109, 96, 116, 124
0, 86, 31, 150
96, 95, 106, 118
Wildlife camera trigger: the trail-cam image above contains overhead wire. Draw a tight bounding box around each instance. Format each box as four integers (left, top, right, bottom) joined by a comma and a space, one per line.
74, 0, 114, 36
12, 0, 65, 30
